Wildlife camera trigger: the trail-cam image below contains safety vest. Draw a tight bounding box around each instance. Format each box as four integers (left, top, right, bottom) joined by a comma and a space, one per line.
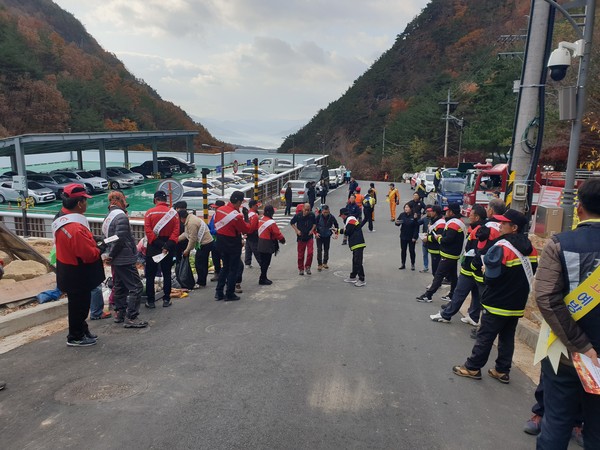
439, 218, 466, 260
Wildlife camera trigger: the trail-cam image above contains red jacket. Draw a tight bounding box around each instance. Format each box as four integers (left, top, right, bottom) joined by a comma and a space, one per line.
214, 202, 252, 238
144, 202, 179, 246
258, 216, 285, 254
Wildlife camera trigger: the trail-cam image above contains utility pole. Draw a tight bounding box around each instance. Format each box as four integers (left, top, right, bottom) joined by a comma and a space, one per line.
439, 90, 458, 158
382, 127, 386, 161
509, 0, 552, 213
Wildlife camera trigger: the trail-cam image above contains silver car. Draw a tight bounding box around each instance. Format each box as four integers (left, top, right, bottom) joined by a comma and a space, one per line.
107, 167, 145, 184
0, 180, 56, 204
90, 169, 135, 190
52, 170, 108, 194
280, 180, 311, 205
29, 173, 72, 197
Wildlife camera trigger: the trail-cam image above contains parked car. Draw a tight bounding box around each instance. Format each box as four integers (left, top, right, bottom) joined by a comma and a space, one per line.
280, 180, 311, 205
52, 169, 108, 194
328, 169, 340, 188
90, 169, 135, 190
298, 164, 324, 184
28, 173, 72, 197
182, 178, 222, 192
1, 170, 38, 178
212, 175, 248, 188
107, 167, 145, 184
416, 171, 435, 192
334, 168, 343, 186
0, 180, 56, 204
159, 156, 196, 174
182, 189, 250, 210
258, 158, 294, 174
235, 173, 267, 184
130, 160, 178, 178
238, 167, 273, 178
436, 177, 467, 207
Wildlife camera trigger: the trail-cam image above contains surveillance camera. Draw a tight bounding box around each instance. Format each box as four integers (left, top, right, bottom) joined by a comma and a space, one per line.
547, 47, 571, 81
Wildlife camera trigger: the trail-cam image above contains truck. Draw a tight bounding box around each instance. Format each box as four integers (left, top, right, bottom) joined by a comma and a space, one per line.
461, 163, 597, 214
258, 158, 295, 174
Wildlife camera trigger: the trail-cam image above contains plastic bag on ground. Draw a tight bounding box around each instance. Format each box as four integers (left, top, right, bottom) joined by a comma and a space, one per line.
176, 256, 195, 290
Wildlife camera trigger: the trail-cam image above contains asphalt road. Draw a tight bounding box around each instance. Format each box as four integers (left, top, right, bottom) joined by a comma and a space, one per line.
0, 180, 542, 450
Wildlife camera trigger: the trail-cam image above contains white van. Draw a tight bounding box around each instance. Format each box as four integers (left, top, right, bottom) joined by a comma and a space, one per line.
258, 158, 295, 174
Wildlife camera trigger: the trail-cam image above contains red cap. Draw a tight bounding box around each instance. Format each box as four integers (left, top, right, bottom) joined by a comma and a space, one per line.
63, 183, 91, 199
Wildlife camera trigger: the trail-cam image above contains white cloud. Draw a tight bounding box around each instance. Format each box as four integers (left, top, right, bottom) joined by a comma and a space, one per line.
54, 0, 430, 146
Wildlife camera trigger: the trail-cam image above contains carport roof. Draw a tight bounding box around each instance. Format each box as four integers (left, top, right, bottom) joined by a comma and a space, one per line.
0, 130, 198, 157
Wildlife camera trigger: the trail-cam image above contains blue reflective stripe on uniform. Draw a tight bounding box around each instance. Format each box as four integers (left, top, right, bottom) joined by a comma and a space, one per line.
482, 304, 524, 317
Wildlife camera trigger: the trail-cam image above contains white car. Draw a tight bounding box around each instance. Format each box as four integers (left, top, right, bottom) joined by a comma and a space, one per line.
416, 171, 435, 192
328, 169, 340, 188
182, 178, 222, 192
52, 170, 108, 194
90, 169, 135, 190
182, 188, 249, 210
238, 167, 273, 178
0, 180, 56, 204
107, 167, 145, 184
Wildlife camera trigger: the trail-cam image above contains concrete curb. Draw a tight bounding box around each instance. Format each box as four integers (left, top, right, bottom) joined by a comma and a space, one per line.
0, 299, 67, 339
516, 317, 540, 351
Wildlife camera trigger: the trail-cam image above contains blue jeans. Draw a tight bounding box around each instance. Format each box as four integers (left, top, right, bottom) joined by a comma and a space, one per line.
537, 358, 600, 449
422, 243, 429, 269
89, 285, 104, 319
441, 274, 481, 321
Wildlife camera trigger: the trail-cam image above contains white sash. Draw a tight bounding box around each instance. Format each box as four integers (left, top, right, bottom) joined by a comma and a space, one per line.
249, 211, 257, 218
495, 239, 535, 290
258, 219, 275, 236
215, 209, 239, 231
486, 221, 501, 231
197, 218, 208, 240
51, 213, 90, 238
428, 217, 445, 233
102, 209, 125, 237
153, 209, 177, 236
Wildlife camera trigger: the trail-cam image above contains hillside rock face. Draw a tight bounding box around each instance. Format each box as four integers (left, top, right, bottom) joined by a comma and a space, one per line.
2, 260, 48, 281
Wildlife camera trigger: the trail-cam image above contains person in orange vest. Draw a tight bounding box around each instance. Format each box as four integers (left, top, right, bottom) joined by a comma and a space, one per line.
214, 191, 254, 301
387, 183, 400, 221
257, 205, 286, 285
144, 190, 180, 308
354, 186, 364, 210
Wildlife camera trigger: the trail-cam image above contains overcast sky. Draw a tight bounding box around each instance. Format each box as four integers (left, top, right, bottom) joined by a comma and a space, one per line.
53, 0, 430, 147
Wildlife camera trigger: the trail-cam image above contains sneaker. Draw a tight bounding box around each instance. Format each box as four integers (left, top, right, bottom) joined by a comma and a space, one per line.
342, 240, 347, 245
318, 265, 323, 272
523, 414, 542, 435
411, 265, 415, 271
67, 336, 97, 347
416, 293, 432, 302
124, 318, 148, 328
91, 312, 111, 320
322, 264, 329, 269
452, 365, 482, 380
440, 295, 451, 302
419, 268, 429, 273
235, 283, 243, 293
355, 280, 366, 287
460, 316, 479, 327
572, 426, 584, 447
488, 368, 510, 384
258, 278, 273, 285
224, 294, 241, 302
85, 330, 98, 340
299, 270, 304, 276
344, 277, 358, 283
399, 265, 406, 270
215, 292, 225, 301
430, 312, 450, 323
163, 300, 172, 307
145, 301, 156, 309
305, 267, 312, 275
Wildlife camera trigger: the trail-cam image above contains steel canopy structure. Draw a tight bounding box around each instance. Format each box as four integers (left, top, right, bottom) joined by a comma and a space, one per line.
0, 130, 199, 179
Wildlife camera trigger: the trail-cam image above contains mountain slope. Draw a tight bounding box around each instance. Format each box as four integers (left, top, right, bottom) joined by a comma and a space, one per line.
0, 0, 221, 150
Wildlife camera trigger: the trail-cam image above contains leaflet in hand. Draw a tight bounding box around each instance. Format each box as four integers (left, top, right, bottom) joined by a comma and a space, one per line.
572, 352, 600, 395
152, 252, 167, 263
104, 235, 119, 244
464, 249, 476, 257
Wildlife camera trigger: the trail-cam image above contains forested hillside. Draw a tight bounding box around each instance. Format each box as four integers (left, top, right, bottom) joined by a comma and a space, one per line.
282, 0, 600, 179
0, 0, 221, 151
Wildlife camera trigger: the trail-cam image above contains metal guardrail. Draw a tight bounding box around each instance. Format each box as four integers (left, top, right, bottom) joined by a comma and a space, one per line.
0, 156, 328, 239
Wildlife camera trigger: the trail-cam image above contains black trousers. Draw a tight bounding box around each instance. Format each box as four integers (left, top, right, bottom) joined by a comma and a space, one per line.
285, 201, 292, 215
364, 211, 374, 231
316, 236, 331, 265
259, 252, 272, 280
426, 257, 457, 296
465, 310, 518, 373
145, 251, 174, 303
429, 253, 441, 276
66, 290, 91, 341
400, 239, 416, 266
211, 245, 221, 275
244, 240, 261, 266
196, 240, 215, 286
112, 263, 143, 319
350, 247, 365, 280
216, 250, 242, 296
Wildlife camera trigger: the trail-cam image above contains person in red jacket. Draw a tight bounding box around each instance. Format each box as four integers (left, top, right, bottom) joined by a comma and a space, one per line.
214, 191, 253, 301
257, 205, 286, 285
52, 184, 105, 347
144, 190, 180, 308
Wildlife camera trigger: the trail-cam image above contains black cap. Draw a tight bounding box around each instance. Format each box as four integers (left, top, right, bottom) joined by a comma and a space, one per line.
249, 199, 258, 208
154, 190, 167, 200
493, 209, 528, 232
229, 191, 245, 203
339, 207, 349, 216
444, 202, 462, 216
